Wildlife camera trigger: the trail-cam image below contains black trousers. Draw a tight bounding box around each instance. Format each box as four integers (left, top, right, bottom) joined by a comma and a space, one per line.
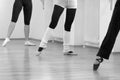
49, 5, 76, 32
97, 0, 120, 59
11, 0, 32, 25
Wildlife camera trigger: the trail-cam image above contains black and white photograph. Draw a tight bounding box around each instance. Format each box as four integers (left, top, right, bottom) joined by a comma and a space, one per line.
0, 0, 120, 80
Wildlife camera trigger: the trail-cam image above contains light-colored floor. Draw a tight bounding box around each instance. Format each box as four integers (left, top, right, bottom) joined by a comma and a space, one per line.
0, 40, 120, 80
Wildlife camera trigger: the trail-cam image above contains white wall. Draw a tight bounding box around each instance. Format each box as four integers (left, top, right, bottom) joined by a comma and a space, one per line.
30, 0, 50, 40
74, 0, 84, 45
83, 0, 100, 47
99, 0, 114, 46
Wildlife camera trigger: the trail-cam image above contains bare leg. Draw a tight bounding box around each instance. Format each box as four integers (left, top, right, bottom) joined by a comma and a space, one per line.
24, 25, 35, 46
2, 22, 16, 47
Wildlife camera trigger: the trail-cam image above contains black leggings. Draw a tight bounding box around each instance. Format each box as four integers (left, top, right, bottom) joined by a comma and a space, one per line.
49, 5, 76, 32
11, 0, 32, 25
97, 0, 120, 59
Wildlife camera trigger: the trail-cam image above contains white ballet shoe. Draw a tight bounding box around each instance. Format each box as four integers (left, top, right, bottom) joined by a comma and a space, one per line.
25, 41, 36, 46
2, 38, 10, 47
63, 45, 77, 55
63, 50, 77, 55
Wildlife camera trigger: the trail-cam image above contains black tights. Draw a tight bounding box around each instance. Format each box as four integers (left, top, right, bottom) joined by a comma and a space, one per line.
49, 5, 76, 32
11, 0, 32, 25
97, 0, 120, 59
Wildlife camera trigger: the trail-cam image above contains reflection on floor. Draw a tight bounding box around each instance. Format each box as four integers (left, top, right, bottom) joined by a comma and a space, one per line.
0, 40, 120, 80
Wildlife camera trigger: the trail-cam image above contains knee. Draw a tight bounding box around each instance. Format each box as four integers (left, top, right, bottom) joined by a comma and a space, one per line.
11, 17, 17, 23
25, 22, 30, 25
24, 19, 30, 25
64, 23, 72, 32
65, 27, 71, 32
49, 20, 58, 29
49, 26, 55, 29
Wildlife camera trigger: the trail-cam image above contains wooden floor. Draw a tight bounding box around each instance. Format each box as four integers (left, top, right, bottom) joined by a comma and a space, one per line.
0, 40, 120, 80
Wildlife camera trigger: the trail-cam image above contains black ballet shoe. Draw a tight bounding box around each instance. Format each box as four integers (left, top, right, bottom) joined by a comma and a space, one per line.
93, 57, 103, 71
64, 51, 77, 55
36, 47, 44, 56
38, 47, 44, 52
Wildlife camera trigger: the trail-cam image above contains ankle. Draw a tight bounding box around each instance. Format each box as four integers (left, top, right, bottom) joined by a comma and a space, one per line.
95, 56, 103, 63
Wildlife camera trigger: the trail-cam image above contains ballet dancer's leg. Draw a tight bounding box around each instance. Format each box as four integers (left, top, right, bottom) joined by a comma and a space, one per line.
37, 5, 64, 55
93, 0, 120, 71
23, 0, 35, 46
2, 0, 22, 47
63, 8, 77, 55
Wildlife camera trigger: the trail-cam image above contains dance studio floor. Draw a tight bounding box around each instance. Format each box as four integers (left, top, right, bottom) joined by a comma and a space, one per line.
0, 40, 120, 80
